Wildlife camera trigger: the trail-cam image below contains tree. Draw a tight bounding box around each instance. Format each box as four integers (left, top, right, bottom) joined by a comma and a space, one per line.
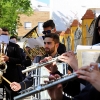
0, 0, 33, 35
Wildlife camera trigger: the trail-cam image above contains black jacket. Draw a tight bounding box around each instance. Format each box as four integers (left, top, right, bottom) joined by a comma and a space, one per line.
3, 42, 22, 85
2, 42, 23, 99
63, 83, 100, 100
57, 43, 66, 55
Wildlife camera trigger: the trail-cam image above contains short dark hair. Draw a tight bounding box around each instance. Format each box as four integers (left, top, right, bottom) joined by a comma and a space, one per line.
2, 27, 9, 32
44, 33, 59, 43
43, 20, 55, 29
92, 15, 100, 45
10, 36, 17, 40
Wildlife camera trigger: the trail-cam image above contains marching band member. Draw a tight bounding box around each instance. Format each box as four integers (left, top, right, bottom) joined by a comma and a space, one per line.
10, 36, 26, 79
1, 28, 22, 100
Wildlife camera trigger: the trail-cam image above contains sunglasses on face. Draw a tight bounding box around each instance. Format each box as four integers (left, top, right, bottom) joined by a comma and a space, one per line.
42, 30, 51, 34
1, 33, 8, 35
97, 26, 100, 31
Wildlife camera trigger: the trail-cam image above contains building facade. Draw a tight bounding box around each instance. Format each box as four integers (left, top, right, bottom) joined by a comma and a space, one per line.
18, 11, 50, 38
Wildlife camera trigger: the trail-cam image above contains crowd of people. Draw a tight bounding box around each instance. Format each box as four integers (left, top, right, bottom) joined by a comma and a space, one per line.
0, 15, 100, 100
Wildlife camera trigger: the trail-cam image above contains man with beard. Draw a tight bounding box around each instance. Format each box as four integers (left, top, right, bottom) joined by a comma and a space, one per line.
10, 33, 60, 91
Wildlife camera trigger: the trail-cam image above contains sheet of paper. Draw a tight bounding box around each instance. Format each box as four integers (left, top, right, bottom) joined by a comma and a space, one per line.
76, 45, 100, 67
27, 36, 44, 49
0, 35, 9, 44
81, 51, 100, 66
77, 45, 100, 50
36, 36, 44, 47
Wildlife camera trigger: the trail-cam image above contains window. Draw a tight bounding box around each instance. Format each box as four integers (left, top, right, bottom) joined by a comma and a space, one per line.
24, 22, 32, 29
38, 22, 43, 34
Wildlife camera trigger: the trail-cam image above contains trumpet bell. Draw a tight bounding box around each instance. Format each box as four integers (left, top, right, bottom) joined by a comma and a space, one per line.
0, 53, 7, 72
0, 62, 7, 71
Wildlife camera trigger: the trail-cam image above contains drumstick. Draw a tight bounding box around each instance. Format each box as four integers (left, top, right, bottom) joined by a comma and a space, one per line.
0, 71, 11, 84
1, 76, 11, 84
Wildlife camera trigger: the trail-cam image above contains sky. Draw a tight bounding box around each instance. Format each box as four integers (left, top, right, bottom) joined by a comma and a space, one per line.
30, 0, 100, 31
37, 0, 50, 5
50, 0, 100, 31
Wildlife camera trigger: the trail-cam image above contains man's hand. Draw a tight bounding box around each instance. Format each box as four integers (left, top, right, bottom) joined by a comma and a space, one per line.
2, 55, 9, 62
40, 56, 58, 73
77, 63, 100, 92
10, 82, 21, 91
46, 74, 63, 100
58, 51, 78, 71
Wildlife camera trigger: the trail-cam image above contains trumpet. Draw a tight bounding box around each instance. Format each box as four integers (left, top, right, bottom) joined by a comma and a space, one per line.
22, 57, 58, 74
0, 42, 7, 72
14, 72, 78, 100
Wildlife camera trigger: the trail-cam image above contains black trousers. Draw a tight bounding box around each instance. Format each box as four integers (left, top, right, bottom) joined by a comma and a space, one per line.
5, 86, 18, 100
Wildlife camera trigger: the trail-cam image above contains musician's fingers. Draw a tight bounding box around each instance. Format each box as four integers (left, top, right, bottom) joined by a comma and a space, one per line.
58, 57, 68, 63
40, 59, 48, 63
52, 61, 56, 65
58, 56, 68, 61
44, 80, 50, 84
45, 63, 53, 70
10, 82, 17, 87
56, 84, 63, 90
76, 70, 90, 77
49, 75, 56, 81
10, 83, 14, 87
40, 56, 52, 63
62, 51, 74, 56
54, 74, 61, 79
69, 51, 75, 56
90, 63, 99, 71
78, 75, 91, 82
11, 86, 16, 91
78, 66, 90, 72
61, 52, 68, 56
44, 56, 52, 60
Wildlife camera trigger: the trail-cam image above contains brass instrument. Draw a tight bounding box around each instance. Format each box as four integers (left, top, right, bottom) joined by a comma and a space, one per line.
0, 42, 7, 84
23, 40, 46, 60
23, 25, 46, 60
0, 42, 7, 72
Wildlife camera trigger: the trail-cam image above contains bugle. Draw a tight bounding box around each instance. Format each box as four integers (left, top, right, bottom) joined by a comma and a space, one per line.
14, 72, 78, 100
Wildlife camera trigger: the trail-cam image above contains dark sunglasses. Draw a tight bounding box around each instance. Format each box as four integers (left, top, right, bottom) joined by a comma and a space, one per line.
1, 33, 8, 35
97, 26, 100, 31
42, 30, 51, 34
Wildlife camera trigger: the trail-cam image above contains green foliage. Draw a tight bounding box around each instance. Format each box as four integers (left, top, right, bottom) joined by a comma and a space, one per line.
0, 0, 33, 35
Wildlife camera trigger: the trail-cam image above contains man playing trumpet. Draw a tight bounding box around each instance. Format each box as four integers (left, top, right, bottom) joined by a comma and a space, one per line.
0, 27, 22, 100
